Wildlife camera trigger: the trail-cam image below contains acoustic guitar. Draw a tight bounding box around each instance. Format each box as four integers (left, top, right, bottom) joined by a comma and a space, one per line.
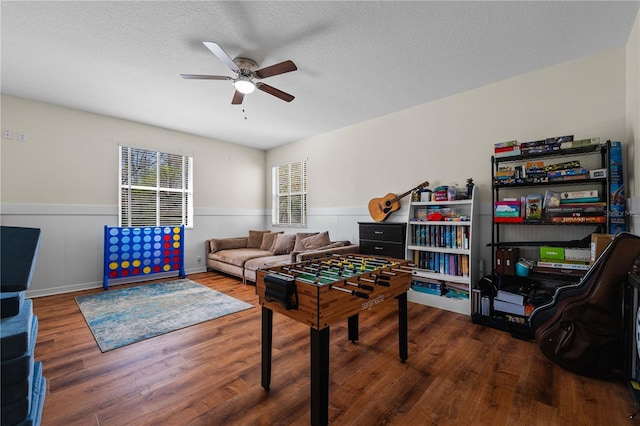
368, 181, 430, 222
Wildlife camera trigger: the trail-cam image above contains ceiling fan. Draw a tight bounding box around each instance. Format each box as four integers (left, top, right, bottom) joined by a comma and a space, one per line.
181, 41, 297, 105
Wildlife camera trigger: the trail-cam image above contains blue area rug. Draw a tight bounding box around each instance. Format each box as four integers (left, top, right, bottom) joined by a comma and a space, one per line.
76, 279, 253, 352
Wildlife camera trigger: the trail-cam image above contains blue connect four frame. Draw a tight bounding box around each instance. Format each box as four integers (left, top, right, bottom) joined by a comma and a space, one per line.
103, 225, 186, 290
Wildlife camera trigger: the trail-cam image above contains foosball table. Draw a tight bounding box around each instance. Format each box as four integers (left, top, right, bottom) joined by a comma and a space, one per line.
256, 253, 413, 426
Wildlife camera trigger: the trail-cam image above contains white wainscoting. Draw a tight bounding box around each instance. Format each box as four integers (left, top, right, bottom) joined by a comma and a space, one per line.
4, 201, 581, 297
1, 204, 267, 297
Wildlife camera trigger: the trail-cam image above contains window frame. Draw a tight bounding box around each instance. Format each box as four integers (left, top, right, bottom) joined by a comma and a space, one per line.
272, 160, 307, 228
118, 145, 193, 229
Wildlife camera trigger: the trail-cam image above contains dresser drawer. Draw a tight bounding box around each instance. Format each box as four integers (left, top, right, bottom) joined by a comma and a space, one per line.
359, 240, 405, 259
359, 223, 406, 242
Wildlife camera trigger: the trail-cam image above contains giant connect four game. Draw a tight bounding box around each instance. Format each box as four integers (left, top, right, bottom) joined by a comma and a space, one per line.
103, 225, 185, 289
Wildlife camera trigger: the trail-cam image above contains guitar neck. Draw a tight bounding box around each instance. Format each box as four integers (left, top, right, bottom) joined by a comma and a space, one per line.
390, 181, 429, 203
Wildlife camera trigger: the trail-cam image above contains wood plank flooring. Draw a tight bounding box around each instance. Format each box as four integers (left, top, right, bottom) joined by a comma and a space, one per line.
32, 272, 639, 425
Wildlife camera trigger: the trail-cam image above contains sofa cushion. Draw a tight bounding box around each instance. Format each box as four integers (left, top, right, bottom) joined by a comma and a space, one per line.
272, 234, 296, 255
244, 254, 291, 272
293, 232, 318, 252
302, 231, 331, 250
208, 248, 271, 267
260, 231, 283, 251
247, 230, 270, 248
210, 237, 247, 253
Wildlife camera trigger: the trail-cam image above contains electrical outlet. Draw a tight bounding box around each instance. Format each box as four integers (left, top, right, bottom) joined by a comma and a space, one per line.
17, 132, 27, 142
197, 256, 202, 264
3, 130, 12, 140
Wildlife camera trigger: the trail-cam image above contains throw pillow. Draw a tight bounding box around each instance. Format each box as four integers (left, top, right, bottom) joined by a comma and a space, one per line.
247, 230, 269, 248
293, 232, 318, 252
210, 237, 247, 253
260, 231, 283, 251
315, 241, 345, 250
271, 233, 296, 255
302, 231, 331, 250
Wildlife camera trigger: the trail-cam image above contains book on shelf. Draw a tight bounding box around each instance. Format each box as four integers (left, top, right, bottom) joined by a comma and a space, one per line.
493, 298, 527, 316
494, 140, 518, 149
559, 197, 601, 204
549, 215, 606, 224
536, 261, 590, 270
495, 145, 519, 153
413, 252, 470, 277
548, 174, 589, 183
494, 217, 524, 223
496, 289, 525, 305
519, 139, 547, 148
543, 190, 561, 208
546, 167, 588, 178
532, 265, 586, 277
544, 160, 581, 172
560, 189, 599, 200
564, 248, 590, 262
494, 147, 522, 158
412, 279, 443, 296
559, 137, 600, 150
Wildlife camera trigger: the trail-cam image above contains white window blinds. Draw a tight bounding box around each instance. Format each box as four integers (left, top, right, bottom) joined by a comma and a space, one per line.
272, 160, 307, 227
119, 146, 193, 228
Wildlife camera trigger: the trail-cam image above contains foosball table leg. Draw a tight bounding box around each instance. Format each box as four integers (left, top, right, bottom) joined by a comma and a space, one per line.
397, 292, 408, 363
348, 314, 359, 343
310, 327, 330, 426
261, 307, 273, 391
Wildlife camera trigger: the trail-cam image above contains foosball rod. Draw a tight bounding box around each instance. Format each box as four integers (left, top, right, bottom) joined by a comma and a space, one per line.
318, 258, 379, 273
330, 285, 369, 299
281, 266, 334, 285
297, 265, 359, 284
339, 255, 395, 267
304, 266, 374, 291
344, 280, 374, 292
357, 274, 389, 287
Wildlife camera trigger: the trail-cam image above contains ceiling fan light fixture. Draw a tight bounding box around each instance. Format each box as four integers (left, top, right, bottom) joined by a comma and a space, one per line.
234, 78, 256, 95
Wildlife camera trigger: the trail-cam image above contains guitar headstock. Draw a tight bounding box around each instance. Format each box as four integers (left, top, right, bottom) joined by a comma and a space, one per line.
415, 181, 430, 191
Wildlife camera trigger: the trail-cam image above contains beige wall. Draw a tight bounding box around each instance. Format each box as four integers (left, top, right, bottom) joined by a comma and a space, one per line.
268, 47, 627, 210
0, 95, 267, 295
0, 95, 265, 209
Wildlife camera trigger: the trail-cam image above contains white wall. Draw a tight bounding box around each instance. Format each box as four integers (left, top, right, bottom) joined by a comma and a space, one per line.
267, 47, 628, 267
1, 95, 267, 296
1, 44, 632, 296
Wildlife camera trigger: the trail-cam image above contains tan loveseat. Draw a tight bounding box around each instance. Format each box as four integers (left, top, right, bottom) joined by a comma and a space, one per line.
206, 230, 359, 283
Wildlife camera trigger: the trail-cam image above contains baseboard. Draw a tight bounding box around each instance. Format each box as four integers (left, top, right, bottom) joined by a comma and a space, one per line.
27, 268, 209, 298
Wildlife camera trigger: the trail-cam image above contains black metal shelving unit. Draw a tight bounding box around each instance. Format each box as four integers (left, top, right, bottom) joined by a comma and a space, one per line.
476, 141, 612, 336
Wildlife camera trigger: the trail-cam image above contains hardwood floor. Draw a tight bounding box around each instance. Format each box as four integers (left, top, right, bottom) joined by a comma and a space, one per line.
32, 272, 638, 425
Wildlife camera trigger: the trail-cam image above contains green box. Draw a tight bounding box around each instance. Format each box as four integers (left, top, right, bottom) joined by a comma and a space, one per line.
539, 246, 565, 260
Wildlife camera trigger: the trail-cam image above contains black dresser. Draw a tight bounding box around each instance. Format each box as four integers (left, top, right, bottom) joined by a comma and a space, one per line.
358, 222, 407, 259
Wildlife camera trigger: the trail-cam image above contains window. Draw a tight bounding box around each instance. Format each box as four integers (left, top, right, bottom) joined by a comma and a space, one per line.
119, 146, 193, 228
272, 160, 307, 227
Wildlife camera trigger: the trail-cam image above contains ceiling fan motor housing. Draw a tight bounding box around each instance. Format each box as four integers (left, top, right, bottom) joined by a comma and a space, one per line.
233, 57, 258, 72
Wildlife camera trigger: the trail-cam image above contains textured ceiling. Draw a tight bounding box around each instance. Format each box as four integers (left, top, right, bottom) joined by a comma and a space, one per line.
2, 1, 639, 150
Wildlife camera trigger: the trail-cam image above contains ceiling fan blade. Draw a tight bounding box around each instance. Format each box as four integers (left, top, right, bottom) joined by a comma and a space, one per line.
255, 60, 297, 79
231, 91, 244, 105
257, 83, 295, 102
180, 74, 231, 80
203, 41, 240, 73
